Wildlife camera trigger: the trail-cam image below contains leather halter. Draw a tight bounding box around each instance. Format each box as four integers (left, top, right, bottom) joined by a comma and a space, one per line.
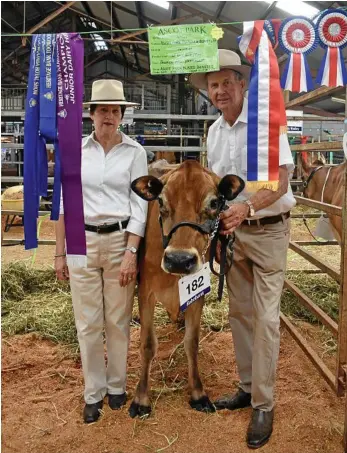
158, 195, 231, 301
302, 166, 323, 189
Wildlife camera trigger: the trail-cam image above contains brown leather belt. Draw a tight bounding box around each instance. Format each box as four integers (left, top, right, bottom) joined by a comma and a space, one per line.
242, 211, 290, 226
85, 219, 129, 234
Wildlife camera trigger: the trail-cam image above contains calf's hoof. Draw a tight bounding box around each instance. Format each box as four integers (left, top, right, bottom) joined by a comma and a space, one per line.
128, 401, 152, 418
189, 395, 216, 413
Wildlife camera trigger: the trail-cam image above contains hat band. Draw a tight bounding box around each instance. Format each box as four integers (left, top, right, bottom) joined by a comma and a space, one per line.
89, 98, 127, 102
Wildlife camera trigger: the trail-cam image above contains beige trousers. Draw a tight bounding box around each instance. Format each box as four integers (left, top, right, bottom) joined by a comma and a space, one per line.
226, 218, 290, 411
69, 230, 135, 404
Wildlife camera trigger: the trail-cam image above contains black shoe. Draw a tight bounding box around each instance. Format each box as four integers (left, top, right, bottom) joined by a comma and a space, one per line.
108, 392, 127, 410
214, 388, 251, 411
83, 400, 103, 424
246, 409, 274, 449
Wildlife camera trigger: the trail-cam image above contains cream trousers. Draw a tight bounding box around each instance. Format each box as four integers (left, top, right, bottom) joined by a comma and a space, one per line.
226, 218, 290, 411
69, 230, 135, 404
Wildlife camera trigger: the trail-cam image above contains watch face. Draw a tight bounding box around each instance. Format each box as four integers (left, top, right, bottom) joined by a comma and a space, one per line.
127, 246, 137, 254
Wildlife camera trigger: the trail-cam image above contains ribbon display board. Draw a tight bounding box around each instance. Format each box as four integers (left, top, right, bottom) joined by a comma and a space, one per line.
148, 24, 221, 75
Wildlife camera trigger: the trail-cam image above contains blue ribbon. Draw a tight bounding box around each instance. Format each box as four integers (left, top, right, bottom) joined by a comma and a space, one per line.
24, 34, 46, 250
39, 34, 61, 221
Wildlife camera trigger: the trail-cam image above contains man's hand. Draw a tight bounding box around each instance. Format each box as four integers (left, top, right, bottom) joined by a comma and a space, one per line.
219, 203, 249, 235
119, 251, 137, 287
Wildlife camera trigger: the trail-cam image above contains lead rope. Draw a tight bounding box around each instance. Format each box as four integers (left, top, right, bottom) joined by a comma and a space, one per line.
201, 214, 220, 262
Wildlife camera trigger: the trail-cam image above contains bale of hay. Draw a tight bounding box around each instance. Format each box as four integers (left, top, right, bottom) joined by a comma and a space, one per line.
2, 262, 77, 350
1, 185, 24, 210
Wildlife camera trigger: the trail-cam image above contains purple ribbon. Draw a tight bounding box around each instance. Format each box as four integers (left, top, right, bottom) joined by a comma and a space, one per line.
57, 33, 86, 266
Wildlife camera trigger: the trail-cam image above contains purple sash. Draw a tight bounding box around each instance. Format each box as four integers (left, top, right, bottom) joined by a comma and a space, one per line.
57, 33, 86, 267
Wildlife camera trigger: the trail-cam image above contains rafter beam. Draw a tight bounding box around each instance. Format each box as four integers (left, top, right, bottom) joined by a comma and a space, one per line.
261, 1, 277, 19
85, 14, 194, 69
113, 3, 161, 24
285, 86, 344, 108
106, 1, 128, 63
22, 1, 76, 45
214, 1, 226, 20
169, 1, 242, 35
171, 5, 177, 20
135, 1, 147, 70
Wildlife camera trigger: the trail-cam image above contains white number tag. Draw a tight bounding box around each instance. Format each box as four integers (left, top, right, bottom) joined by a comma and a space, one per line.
178, 263, 211, 311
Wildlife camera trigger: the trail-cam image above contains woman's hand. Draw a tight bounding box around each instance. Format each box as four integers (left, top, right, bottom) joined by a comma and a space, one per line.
55, 256, 69, 280
119, 251, 137, 287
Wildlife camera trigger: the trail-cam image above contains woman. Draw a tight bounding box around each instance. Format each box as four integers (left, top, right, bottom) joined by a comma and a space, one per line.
55, 79, 148, 423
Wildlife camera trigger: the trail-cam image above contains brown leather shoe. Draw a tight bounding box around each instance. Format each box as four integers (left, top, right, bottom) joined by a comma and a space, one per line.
214, 388, 251, 411
246, 408, 274, 449
83, 400, 103, 424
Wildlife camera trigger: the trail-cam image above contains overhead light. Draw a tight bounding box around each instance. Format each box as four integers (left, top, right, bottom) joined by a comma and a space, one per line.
263, 1, 319, 18
146, 0, 170, 9
331, 97, 346, 104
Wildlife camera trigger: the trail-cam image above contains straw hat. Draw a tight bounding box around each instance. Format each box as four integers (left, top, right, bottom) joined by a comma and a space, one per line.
189, 49, 251, 91
83, 80, 139, 106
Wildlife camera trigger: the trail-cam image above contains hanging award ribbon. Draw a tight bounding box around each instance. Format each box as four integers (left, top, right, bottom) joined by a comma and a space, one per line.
279, 17, 317, 93
239, 21, 283, 192
316, 9, 347, 87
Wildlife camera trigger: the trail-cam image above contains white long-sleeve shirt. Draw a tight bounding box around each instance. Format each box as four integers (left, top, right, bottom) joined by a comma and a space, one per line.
207, 98, 296, 219
60, 132, 148, 237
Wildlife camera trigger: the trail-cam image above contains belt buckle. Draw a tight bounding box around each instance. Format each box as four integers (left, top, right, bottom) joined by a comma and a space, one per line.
96, 223, 107, 234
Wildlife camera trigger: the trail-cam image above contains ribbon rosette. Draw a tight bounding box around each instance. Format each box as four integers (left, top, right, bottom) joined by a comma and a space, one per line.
316, 9, 347, 87
279, 17, 317, 92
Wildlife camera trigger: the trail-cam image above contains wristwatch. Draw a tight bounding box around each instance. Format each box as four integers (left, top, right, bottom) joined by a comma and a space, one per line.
126, 246, 138, 254
244, 199, 255, 217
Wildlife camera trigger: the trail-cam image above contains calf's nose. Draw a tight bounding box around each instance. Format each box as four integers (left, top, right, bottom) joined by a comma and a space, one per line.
164, 251, 198, 274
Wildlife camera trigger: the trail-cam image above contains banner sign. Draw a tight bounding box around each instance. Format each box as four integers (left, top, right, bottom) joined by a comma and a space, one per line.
286, 109, 303, 135
148, 24, 221, 75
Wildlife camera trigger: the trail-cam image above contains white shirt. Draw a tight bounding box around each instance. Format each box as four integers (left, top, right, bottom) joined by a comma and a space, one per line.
207, 98, 296, 218
60, 132, 148, 237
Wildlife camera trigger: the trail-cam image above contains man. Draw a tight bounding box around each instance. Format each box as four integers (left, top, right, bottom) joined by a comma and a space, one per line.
190, 49, 296, 449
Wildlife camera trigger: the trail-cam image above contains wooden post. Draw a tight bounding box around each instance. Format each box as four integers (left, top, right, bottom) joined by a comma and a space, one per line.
341, 86, 347, 452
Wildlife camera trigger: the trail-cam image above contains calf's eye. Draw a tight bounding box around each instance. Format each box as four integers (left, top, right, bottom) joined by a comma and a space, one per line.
210, 198, 218, 210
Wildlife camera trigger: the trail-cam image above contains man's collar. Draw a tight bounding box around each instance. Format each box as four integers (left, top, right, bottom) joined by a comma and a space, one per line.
219, 97, 248, 129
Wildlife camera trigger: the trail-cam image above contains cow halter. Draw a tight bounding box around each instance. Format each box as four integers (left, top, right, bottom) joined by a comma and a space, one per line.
302, 166, 323, 189
157, 194, 231, 301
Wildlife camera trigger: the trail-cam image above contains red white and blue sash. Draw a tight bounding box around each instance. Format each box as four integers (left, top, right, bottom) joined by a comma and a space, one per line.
279, 17, 317, 92
316, 9, 347, 87
239, 21, 284, 192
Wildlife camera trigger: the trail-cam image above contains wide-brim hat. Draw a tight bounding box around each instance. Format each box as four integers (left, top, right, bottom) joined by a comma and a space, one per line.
83, 79, 139, 107
189, 49, 251, 91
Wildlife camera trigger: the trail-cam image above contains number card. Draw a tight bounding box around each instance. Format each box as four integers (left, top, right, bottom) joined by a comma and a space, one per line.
178, 263, 211, 312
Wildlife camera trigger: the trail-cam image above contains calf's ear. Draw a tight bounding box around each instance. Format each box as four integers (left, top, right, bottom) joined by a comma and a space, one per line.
131, 175, 164, 201
218, 175, 245, 201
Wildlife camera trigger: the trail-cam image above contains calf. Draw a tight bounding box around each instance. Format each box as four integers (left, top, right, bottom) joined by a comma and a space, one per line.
302, 159, 345, 243
130, 160, 244, 417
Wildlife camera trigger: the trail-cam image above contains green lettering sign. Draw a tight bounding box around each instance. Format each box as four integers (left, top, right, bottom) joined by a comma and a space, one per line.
148, 24, 220, 76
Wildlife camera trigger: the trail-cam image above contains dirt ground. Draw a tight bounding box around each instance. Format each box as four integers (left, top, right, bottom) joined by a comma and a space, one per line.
2, 328, 345, 453
1, 216, 346, 453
